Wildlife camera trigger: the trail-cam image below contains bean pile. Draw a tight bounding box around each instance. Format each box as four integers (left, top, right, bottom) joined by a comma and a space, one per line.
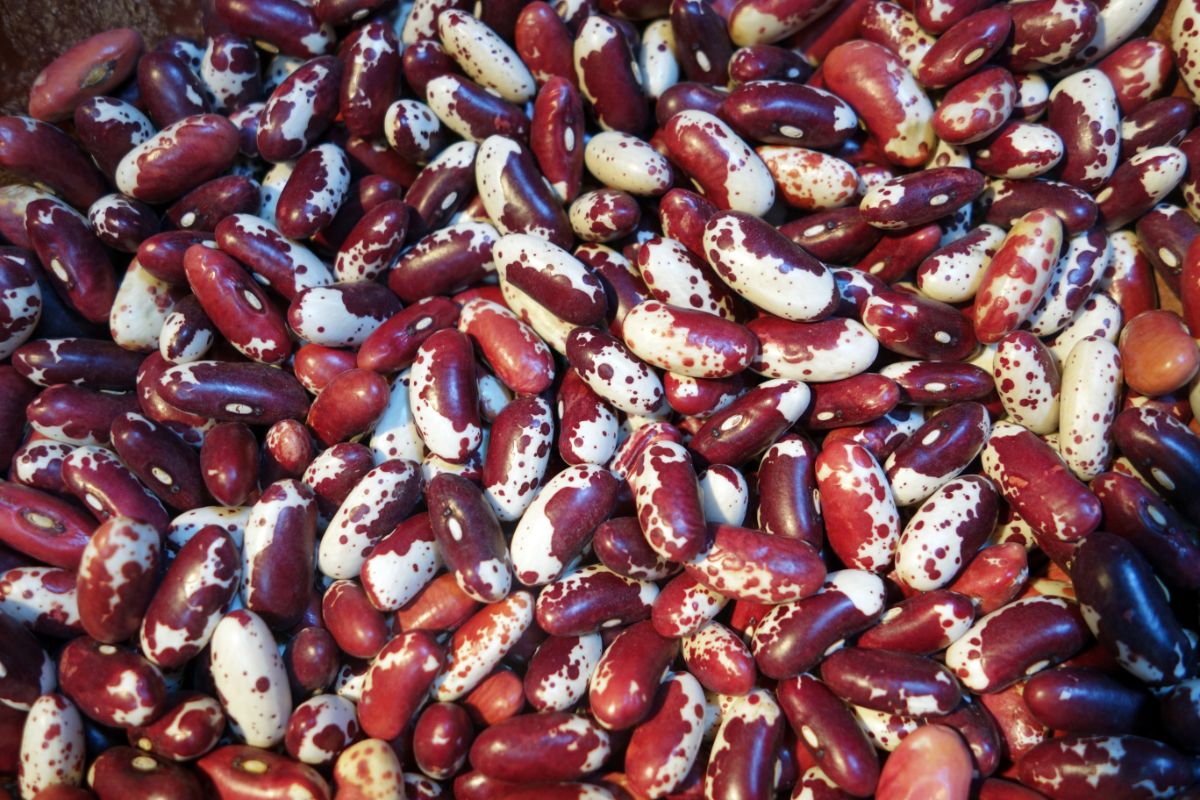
1, 0, 1200, 796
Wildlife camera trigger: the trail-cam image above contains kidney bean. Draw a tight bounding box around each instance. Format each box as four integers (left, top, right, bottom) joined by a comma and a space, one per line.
582, 621, 677, 732
408, 702, 471, 781
58, 637, 165, 728
24, 199, 117, 326
196, 743, 331, 798
777, 674, 879, 796
1099, 231, 1157, 323
687, 523, 825, 603
1056, 336, 1121, 480
10, 438, 72, 496
512, 464, 620, 585
1117, 310, 1200, 397
88, 746, 204, 799
521, 633, 601, 713
332, 738, 406, 799
240, 480, 317, 632
728, 44, 812, 83
945, 595, 1090, 693
74, 517, 160, 645
128, 692, 224, 762
860, 1, 935, 74
425, 73, 531, 145
1112, 405, 1200, 522
348, 631, 443, 741
255, 56, 342, 163
198, 422, 257, 508
113, 114, 240, 205
0, 610, 53, 712
860, 591, 974, 654
821, 648, 962, 718
1091, 471, 1200, 591
983, 179, 1097, 236
1019, 735, 1195, 798
137, 50, 209, 129
18, 694, 85, 799
209, 610, 293, 748
0, 566, 82, 637
1071, 530, 1196, 686
427, 472, 512, 603
184, 245, 290, 365
0, 479, 95, 569
992, 331, 1060, 435
650, 571, 726, 640
814, 441, 900, 573
536, 564, 658, 637
622, 300, 757, 379
87, 194, 159, 254
319, 580, 386, 661
27, 384, 138, 448
589, 518, 669, 582
317, 459, 421, 582
274, 143, 351, 240
752, 569, 885, 679
435, 591, 531, 702
860, 169, 984, 233
13, 338, 142, 392
467, 711, 610, 784
335, 21, 400, 138
282, 693, 360, 767
874, 725, 972, 800
158, 360, 311, 427
1021, 666, 1149, 736
886, 401, 991, 504
660, 110, 777, 215
0, 117, 109, 211
705, 688, 783, 800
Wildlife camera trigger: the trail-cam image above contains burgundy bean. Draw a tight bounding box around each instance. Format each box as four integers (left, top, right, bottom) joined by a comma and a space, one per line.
0, 566, 83, 638
0, 116, 108, 210
242, 480, 317, 631
59, 637, 166, 727
357, 630, 445, 739
624, 671, 706, 798
704, 688, 784, 800
1072, 530, 1196, 685
433, 590, 529, 701
322, 580, 389, 659
339, 21, 401, 138
166, 175, 261, 233
1091, 470, 1200, 591
215, 0, 335, 57
335, 200, 410, 284
87, 194, 160, 253
413, 703, 473, 780
536, 564, 657, 636
1024, 667, 1149, 735
982, 178, 1098, 234
918, 8, 1012, 88
138, 50, 209, 128
859, 590, 976, 654
589, 619, 679, 730
751, 569, 885, 679
199, 422, 257, 507
427, 473, 512, 603
196, 744, 331, 799
157, 360, 310, 425
592, 517, 672, 581
0, 610, 54, 711
1046, 68, 1121, 192
729, 44, 813, 83
115, 114, 239, 204
409, 328, 482, 462
0, 481, 96, 569
183, 246, 290, 365
75, 517, 160, 644
777, 674, 880, 797
821, 648, 962, 717
945, 595, 1091, 693
469, 711, 610, 783
686, 523, 826, 603
1018, 735, 1196, 799
256, 56, 343, 163
425, 73, 531, 143
25, 199, 117, 325
128, 692, 224, 762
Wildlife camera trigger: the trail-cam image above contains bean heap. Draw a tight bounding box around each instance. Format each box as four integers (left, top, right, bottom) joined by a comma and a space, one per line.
2, 0, 1200, 796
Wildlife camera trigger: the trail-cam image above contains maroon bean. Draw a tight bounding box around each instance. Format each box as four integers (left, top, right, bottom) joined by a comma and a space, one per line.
276, 143, 351, 239
0, 610, 53, 711
426, 73, 531, 142
1099, 37, 1173, 115
306, 368, 389, 447
410, 328, 483, 463
0, 481, 96, 569
340, 20, 401, 138
184, 245, 290, 365
515, 4, 576, 88
28, 384, 139, 447
1004, 0, 1097, 71
166, 175, 261, 233
59, 637, 166, 727
215, 213, 334, 301
1072, 530, 1196, 686
335, 200, 410, 284
862, 290, 978, 362
72, 97, 154, 180
729, 44, 813, 83
751, 569, 885, 679
128, 692, 225, 762
1018, 735, 1196, 799
777, 674, 879, 797
138, 51, 209, 128
257, 56, 343, 162
1024, 666, 1150, 735
358, 631, 445, 739
949, 542, 1030, 614
215, 0, 335, 57
285, 626, 339, 695
705, 688, 784, 800
0, 566, 83, 638
242, 480, 317, 631
859, 590, 976, 654
357, 296, 460, 374
322, 580, 389, 659
196, 744, 331, 799
89, 746, 203, 799
573, 15, 648, 135
1091, 470, 1200, 591
0, 116, 108, 210
110, 412, 204, 511
76, 517, 160, 644
982, 178, 1099, 234
944, 596, 1091, 693
469, 711, 610, 783
820, 648, 962, 718
535, 563, 657, 637
13, 338, 141, 392
199, 422, 258, 507
918, 8, 1012, 88
756, 434, 822, 547
115, 114, 240, 204
413, 703, 473, 780
157, 360, 310, 425
686, 523, 826, 603
25, 199, 116, 325
87, 194, 159, 253
427, 473, 512, 603
1121, 96, 1196, 155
